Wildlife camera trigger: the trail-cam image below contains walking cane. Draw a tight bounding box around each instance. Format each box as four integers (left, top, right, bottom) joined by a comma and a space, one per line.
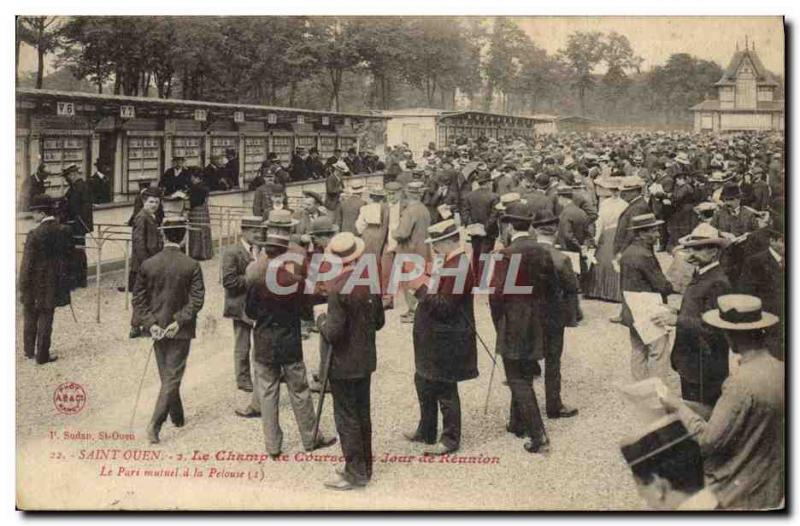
312, 338, 334, 444
68, 303, 79, 324
129, 342, 155, 432
456, 309, 499, 414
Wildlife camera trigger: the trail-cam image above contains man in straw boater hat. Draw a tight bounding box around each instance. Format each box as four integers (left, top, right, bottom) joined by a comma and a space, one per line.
651, 223, 732, 408
19, 194, 72, 365
659, 295, 784, 510
403, 219, 478, 456
62, 163, 94, 289
530, 209, 579, 419
132, 217, 205, 444
392, 180, 431, 323
619, 414, 714, 510
222, 216, 268, 418
245, 231, 337, 459
619, 213, 675, 383
489, 201, 557, 453
317, 232, 385, 490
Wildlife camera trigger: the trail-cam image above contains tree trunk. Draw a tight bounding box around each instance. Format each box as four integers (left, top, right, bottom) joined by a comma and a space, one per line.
35, 46, 44, 89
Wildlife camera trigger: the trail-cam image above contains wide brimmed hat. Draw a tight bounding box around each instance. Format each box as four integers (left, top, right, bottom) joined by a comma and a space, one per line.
708, 171, 733, 184
675, 152, 691, 165
679, 223, 730, 248
159, 217, 188, 231
308, 216, 339, 236
369, 187, 386, 198
405, 181, 425, 195
620, 414, 693, 468
241, 215, 267, 230
719, 183, 742, 200
61, 164, 80, 176
628, 213, 664, 231
500, 201, 533, 222
425, 219, 460, 244
531, 210, 559, 228
495, 192, 521, 211
349, 181, 366, 192
702, 294, 779, 331
384, 181, 402, 192
594, 177, 621, 190
618, 176, 645, 192
693, 202, 718, 217
325, 232, 365, 264
256, 233, 290, 249
302, 190, 325, 206
265, 209, 299, 228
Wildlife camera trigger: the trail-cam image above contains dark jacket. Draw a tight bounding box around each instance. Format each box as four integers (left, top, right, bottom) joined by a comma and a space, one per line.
65, 178, 94, 235
463, 187, 499, 232
413, 250, 479, 383
613, 196, 651, 256
20, 174, 47, 211
159, 168, 190, 195
131, 210, 164, 274
557, 202, 589, 251
203, 163, 227, 191
489, 235, 559, 361
224, 157, 240, 188
335, 195, 366, 234
345, 155, 365, 175
540, 242, 580, 328
132, 245, 205, 339
319, 268, 386, 380
711, 206, 759, 237
222, 242, 253, 320
522, 190, 559, 219
619, 240, 674, 328
671, 264, 731, 384
290, 155, 313, 181
245, 258, 305, 365
18, 218, 72, 310
738, 249, 783, 320
88, 173, 112, 204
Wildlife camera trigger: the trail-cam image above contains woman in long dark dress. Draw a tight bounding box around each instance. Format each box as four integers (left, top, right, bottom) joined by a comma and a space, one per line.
585, 177, 627, 302
188, 170, 214, 260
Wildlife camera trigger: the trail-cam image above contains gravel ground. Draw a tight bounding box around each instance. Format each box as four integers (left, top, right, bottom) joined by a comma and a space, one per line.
15, 251, 683, 511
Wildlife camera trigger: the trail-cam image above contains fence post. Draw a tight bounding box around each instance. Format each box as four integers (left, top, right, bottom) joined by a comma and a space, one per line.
95, 237, 102, 323
124, 236, 130, 312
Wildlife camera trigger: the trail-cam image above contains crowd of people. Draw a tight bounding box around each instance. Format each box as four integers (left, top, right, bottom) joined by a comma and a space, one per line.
18, 128, 785, 507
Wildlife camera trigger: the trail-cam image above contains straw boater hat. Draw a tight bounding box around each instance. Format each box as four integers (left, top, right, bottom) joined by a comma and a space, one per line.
693, 202, 719, 217
618, 176, 645, 192
674, 152, 691, 166
620, 414, 694, 469
265, 209, 299, 229
708, 171, 733, 184
350, 181, 366, 193
702, 294, 779, 331
369, 187, 386, 199
495, 192, 521, 211
678, 223, 730, 248
308, 216, 339, 237
405, 181, 425, 195
425, 219, 461, 244
159, 217, 188, 231
628, 213, 664, 231
384, 181, 402, 193
325, 232, 365, 264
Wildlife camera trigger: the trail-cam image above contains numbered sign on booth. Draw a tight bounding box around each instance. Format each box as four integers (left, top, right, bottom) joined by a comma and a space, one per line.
120, 105, 136, 119
57, 102, 75, 117
234, 111, 245, 123
194, 109, 208, 122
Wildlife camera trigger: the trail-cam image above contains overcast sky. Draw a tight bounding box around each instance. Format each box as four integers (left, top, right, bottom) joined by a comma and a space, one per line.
18, 16, 785, 78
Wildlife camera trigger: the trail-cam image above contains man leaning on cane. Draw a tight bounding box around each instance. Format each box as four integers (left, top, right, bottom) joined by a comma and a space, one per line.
132, 217, 205, 444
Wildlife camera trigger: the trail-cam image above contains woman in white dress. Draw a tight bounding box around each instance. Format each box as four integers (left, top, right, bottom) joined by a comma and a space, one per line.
586, 177, 627, 301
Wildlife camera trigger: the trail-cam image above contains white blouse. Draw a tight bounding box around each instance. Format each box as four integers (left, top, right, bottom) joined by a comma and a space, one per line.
595, 196, 629, 243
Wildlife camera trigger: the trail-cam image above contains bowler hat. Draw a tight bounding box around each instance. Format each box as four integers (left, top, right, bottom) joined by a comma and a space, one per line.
500, 201, 533, 223
256, 233, 290, 249
719, 183, 742, 200
530, 210, 559, 229
302, 190, 325, 206
702, 294, 778, 331
241, 215, 266, 230
308, 216, 339, 236
620, 414, 693, 468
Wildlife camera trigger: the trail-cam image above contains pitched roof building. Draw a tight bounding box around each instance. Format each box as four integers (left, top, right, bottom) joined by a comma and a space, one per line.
690, 42, 784, 132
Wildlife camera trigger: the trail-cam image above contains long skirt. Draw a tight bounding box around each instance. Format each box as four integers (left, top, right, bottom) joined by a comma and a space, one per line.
585, 227, 622, 302
188, 204, 214, 261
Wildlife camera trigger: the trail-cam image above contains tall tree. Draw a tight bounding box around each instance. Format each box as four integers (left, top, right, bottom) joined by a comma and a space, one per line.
558, 31, 605, 116
18, 16, 60, 89
647, 53, 722, 124
304, 18, 362, 112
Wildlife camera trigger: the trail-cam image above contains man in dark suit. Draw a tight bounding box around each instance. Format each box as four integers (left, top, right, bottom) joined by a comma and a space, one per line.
290, 147, 313, 182
127, 188, 164, 298
531, 210, 579, 418
203, 155, 228, 191
246, 232, 336, 458
556, 185, 590, 253
223, 217, 265, 416
325, 161, 348, 211
88, 160, 113, 204
307, 147, 327, 180
653, 223, 732, 407
613, 177, 650, 257
18, 195, 71, 364
132, 218, 205, 444
738, 227, 784, 360
19, 164, 49, 212
334, 182, 366, 234
224, 148, 240, 189
405, 220, 478, 456
712, 183, 761, 285
463, 172, 499, 278
62, 164, 94, 289
489, 201, 558, 453
317, 232, 385, 490
522, 173, 560, 219
159, 156, 189, 196
619, 213, 675, 381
